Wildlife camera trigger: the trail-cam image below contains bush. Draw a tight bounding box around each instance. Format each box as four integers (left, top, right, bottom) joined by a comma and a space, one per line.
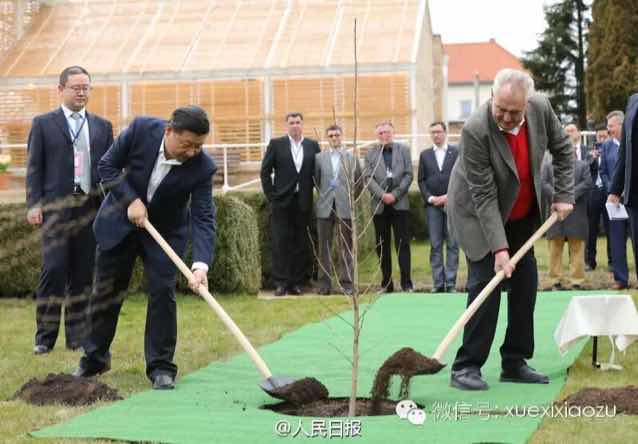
0, 196, 260, 297
408, 191, 428, 241
0, 204, 41, 296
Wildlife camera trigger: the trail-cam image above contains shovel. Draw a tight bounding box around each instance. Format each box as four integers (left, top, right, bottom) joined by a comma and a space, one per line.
428, 212, 559, 368
143, 219, 326, 403
375, 212, 560, 380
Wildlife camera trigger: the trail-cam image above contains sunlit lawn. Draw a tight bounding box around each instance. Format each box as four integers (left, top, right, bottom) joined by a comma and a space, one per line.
1, 238, 637, 443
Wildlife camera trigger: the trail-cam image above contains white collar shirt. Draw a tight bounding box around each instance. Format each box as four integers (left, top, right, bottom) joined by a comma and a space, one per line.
147, 137, 182, 203
433, 143, 448, 171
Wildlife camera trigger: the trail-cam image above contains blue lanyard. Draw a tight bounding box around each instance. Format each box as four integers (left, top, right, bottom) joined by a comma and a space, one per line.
69, 115, 87, 145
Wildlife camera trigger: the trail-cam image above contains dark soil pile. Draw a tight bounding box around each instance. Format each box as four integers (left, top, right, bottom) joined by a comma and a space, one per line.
371, 347, 444, 402
559, 386, 638, 414
13, 373, 122, 406
265, 397, 398, 417
270, 377, 329, 405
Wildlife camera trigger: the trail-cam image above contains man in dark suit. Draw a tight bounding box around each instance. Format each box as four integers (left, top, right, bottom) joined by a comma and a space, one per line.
600, 110, 630, 289
585, 124, 611, 271
446, 69, 574, 391
364, 121, 414, 293
418, 121, 459, 292
608, 93, 638, 287
260, 112, 320, 296
72, 106, 216, 390
26, 66, 114, 354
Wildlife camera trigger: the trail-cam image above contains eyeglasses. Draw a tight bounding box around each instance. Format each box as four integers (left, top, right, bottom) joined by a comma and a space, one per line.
327, 134, 341, 138
64, 85, 92, 93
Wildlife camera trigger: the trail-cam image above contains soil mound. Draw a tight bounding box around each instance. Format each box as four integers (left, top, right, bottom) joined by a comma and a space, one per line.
13, 373, 122, 406
559, 385, 638, 414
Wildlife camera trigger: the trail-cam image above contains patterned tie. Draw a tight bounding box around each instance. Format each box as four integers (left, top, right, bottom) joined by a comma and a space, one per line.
71, 112, 91, 194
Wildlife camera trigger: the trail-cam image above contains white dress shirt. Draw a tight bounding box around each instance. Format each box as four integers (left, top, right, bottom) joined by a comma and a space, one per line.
433, 143, 448, 171
147, 137, 208, 273
61, 104, 90, 151
62, 104, 91, 187
289, 135, 304, 172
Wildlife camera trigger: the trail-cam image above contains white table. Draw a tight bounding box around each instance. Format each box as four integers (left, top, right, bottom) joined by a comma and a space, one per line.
554, 294, 638, 369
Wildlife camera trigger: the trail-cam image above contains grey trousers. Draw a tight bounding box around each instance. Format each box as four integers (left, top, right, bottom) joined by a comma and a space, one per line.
426, 205, 459, 290
317, 215, 353, 291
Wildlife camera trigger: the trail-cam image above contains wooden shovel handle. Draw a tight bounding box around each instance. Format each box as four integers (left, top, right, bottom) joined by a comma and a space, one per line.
143, 219, 273, 379
432, 212, 558, 362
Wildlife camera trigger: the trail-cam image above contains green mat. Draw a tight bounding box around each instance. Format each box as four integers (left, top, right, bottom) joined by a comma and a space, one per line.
32, 291, 591, 443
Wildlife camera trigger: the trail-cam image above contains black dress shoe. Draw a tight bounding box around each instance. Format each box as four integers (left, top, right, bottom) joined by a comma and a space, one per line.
152, 374, 175, 390
289, 285, 303, 295
71, 360, 111, 378
274, 286, 286, 296
342, 287, 353, 296
33, 344, 51, 355
500, 365, 549, 384
382, 283, 395, 293
66, 342, 83, 351
402, 285, 414, 293
318, 287, 331, 295
450, 368, 489, 391
431, 287, 445, 293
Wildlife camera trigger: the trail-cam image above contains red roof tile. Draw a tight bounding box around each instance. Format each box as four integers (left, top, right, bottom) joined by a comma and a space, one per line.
444, 39, 523, 84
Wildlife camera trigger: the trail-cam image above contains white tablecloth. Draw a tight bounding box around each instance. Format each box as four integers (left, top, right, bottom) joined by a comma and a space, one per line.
554, 294, 638, 356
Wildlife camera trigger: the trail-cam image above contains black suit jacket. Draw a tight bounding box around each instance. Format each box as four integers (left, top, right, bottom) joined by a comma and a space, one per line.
26, 107, 114, 211
417, 145, 458, 205
610, 92, 638, 207
260, 135, 320, 212
94, 117, 217, 266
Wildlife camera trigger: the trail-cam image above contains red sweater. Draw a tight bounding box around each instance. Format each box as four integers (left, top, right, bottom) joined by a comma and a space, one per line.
503, 122, 534, 221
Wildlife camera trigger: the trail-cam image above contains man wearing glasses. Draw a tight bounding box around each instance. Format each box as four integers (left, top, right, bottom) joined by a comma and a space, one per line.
26, 66, 114, 355
314, 125, 362, 295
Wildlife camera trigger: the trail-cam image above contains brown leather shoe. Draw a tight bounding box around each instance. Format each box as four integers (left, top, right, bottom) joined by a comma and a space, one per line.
611, 282, 628, 290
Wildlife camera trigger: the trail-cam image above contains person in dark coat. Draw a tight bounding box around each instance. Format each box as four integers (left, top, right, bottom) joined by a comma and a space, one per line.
542, 147, 593, 289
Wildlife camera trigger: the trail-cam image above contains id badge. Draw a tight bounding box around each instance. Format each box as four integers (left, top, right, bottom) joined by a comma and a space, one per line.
74, 151, 84, 181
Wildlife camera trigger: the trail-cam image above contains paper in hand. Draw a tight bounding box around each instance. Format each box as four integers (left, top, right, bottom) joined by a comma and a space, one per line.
606, 202, 629, 220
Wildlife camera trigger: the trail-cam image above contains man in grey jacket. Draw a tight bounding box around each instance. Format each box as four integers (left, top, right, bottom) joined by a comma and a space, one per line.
364, 121, 414, 292
314, 124, 362, 295
447, 69, 574, 391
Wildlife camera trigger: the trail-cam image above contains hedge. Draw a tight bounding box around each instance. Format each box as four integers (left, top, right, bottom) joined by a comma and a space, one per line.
0, 195, 260, 297
0, 191, 428, 297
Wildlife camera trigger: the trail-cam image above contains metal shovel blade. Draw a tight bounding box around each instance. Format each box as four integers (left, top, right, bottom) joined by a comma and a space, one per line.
258, 376, 297, 398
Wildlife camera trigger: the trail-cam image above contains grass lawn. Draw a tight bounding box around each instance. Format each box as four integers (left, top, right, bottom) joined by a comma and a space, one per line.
1, 239, 637, 443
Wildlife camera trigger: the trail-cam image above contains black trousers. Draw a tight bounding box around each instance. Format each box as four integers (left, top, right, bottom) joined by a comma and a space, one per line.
35, 195, 97, 348
80, 230, 182, 380
373, 206, 412, 290
586, 186, 611, 268
452, 211, 539, 371
271, 196, 311, 288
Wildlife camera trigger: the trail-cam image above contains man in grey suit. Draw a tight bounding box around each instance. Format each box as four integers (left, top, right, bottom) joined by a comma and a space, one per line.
447, 69, 574, 391
314, 124, 362, 295
364, 121, 414, 292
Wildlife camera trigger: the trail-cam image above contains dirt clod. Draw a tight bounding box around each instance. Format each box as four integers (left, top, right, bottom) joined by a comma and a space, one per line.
558, 385, 638, 414
371, 347, 444, 404
13, 373, 122, 406
269, 377, 329, 405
